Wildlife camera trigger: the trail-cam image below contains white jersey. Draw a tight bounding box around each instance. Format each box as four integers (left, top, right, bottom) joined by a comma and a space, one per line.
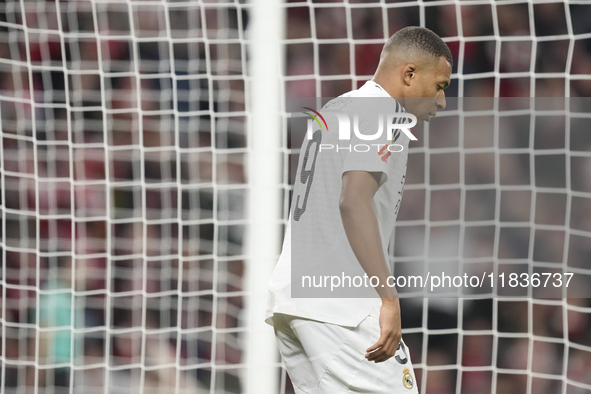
266, 81, 411, 327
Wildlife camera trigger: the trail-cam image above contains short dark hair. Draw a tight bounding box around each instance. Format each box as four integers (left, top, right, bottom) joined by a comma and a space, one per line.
384, 26, 453, 67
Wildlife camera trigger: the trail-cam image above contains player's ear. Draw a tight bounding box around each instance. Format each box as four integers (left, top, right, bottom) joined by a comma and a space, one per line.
403, 63, 417, 86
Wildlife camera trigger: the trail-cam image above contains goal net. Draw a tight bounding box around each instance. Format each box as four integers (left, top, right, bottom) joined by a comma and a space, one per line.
1, 1, 591, 394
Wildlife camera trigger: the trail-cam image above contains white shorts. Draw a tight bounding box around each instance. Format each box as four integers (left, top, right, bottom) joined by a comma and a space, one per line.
272, 306, 419, 394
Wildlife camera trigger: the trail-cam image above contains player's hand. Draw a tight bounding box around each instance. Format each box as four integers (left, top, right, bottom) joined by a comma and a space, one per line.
365, 298, 402, 363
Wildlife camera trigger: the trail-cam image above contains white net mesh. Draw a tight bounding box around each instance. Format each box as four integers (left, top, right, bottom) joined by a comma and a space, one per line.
1, 1, 591, 394
1, 1, 248, 393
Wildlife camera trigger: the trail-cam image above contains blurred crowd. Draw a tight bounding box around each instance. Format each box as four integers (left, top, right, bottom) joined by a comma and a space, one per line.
0, 0, 590, 393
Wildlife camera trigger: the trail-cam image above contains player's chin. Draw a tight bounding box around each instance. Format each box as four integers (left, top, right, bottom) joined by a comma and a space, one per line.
424, 113, 437, 122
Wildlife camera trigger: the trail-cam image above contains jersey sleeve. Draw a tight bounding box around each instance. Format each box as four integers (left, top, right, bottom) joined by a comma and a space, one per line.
341, 110, 394, 186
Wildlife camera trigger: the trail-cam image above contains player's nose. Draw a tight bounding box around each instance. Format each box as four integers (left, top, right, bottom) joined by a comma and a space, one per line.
437, 92, 446, 110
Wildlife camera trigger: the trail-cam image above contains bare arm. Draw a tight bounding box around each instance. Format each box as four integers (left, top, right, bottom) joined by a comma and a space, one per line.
339, 170, 401, 363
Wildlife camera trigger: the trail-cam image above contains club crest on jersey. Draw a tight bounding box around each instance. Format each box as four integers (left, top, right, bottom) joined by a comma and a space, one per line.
402, 367, 414, 390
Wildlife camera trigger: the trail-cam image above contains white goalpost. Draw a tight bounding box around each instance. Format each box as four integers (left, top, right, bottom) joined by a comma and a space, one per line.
243, 0, 283, 393
1, 1, 591, 394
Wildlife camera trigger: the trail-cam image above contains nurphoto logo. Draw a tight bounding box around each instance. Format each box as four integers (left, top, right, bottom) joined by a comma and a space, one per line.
302, 107, 329, 131
303, 108, 418, 154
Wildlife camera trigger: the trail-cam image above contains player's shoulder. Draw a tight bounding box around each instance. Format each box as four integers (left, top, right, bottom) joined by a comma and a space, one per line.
321, 81, 399, 113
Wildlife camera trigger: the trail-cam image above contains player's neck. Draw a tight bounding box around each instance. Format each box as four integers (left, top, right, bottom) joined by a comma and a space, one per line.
371, 68, 407, 104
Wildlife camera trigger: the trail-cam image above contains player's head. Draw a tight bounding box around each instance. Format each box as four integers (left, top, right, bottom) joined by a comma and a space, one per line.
373, 26, 453, 122
380, 26, 453, 69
